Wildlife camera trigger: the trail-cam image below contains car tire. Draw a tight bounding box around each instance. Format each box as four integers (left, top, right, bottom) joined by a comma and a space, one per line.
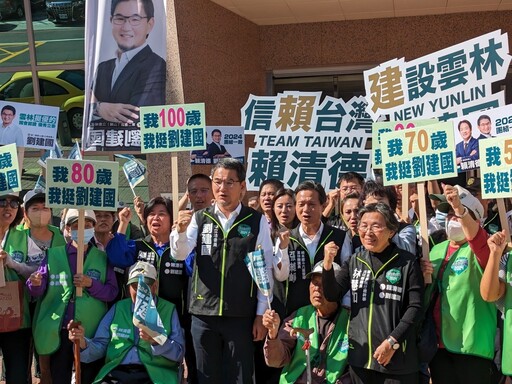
16, 6, 24, 18
68, 108, 83, 136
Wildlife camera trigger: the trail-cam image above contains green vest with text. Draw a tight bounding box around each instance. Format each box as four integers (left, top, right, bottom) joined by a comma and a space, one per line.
280, 305, 350, 384
94, 298, 178, 384
3, 228, 30, 329
503, 253, 512, 375
33, 245, 108, 355
429, 241, 496, 359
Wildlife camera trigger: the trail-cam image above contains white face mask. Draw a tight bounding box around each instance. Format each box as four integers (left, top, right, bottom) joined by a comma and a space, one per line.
446, 220, 466, 242
71, 228, 95, 244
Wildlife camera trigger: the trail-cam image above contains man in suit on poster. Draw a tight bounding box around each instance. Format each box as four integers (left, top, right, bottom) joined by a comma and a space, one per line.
91, 0, 166, 126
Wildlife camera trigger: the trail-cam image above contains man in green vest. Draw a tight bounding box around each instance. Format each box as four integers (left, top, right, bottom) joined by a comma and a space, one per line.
480, 230, 512, 378
262, 261, 349, 384
69, 261, 185, 384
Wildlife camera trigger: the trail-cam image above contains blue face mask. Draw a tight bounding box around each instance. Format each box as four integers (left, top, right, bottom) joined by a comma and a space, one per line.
435, 210, 448, 229
71, 228, 95, 244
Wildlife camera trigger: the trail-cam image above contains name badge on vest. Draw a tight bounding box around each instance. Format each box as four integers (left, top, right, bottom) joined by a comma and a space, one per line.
138, 251, 156, 265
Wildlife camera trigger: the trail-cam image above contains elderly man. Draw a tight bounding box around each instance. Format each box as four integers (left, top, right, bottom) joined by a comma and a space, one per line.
263, 261, 349, 384
69, 261, 185, 384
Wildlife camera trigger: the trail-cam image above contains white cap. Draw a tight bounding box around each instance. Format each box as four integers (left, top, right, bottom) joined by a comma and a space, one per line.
65, 209, 97, 225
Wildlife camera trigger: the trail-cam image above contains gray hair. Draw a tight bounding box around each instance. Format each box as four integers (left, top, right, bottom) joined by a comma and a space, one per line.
357, 202, 399, 232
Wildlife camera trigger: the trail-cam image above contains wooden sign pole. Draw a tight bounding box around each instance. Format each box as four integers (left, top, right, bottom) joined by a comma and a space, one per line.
417, 182, 432, 284
76, 209, 85, 297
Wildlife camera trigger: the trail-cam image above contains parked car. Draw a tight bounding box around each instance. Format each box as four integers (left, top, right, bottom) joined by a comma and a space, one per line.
0, 0, 24, 19
46, 0, 84, 23
0, 70, 85, 137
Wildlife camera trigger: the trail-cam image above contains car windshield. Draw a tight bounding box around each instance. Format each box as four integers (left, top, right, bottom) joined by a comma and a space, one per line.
57, 70, 85, 91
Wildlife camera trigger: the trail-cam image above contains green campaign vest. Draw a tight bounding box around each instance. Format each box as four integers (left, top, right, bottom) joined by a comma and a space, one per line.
429, 241, 496, 359
33, 245, 108, 355
3, 228, 31, 329
24, 225, 67, 248
280, 305, 350, 384
503, 253, 512, 375
94, 298, 178, 384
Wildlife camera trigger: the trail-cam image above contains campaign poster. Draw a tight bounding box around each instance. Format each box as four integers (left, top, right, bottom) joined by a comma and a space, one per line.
243, 92, 372, 191
83, 0, 167, 151
452, 104, 512, 172
0, 100, 59, 150
364, 30, 510, 122
190, 126, 245, 166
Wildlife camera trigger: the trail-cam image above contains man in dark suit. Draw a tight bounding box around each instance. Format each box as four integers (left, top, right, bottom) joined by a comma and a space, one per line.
91, 0, 165, 125
476, 114, 494, 139
455, 119, 479, 166
207, 129, 231, 160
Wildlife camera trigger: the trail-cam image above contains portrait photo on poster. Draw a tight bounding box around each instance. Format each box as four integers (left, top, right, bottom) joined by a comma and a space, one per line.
83, 0, 168, 152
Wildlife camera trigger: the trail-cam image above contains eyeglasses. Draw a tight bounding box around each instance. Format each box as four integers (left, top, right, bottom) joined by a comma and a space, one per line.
112, 14, 149, 26
358, 224, 386, 234
0, 199, 19, 209
212, 179, 240, 188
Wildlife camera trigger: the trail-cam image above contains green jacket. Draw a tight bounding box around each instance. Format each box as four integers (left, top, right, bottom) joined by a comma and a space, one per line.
3, 228, 30, 329
33, 245, 108, 355
280, 305, 350, 383
94, 298, 178, 384
429, 241, 496, 359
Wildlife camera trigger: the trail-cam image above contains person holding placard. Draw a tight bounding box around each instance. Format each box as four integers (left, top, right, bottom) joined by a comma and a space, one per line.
0, 192, 32, 383
422, 185, 500, 384
322, 202, 424, 384
28, 209, 118, 384
69, 260, 185, 384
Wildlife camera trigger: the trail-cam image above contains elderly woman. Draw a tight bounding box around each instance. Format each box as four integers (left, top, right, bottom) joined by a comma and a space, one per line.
322, 202, 424, 384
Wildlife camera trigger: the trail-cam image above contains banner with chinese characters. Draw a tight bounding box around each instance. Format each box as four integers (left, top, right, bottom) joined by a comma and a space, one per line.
0, 101, 58, 150
0, 144, 20, 195
140, 103, 206, 154
364, 30, 510, 122
243, 92, 372, 191
190, 126, 245, 165
46, 159, 118, 210
479, 137, 512, 199
83, 0, 167, 152
380, 122, 457, 185
372, 119, 438, 168
452, 104, 512, 172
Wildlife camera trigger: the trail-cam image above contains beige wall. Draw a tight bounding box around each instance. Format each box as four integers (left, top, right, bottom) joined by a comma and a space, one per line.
260, 11, 512, 69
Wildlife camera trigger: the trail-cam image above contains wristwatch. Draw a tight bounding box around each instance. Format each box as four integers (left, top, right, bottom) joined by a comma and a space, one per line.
387, 337, 400, 350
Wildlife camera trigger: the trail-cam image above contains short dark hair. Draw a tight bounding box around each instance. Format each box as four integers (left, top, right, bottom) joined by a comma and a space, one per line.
358, 202, 399, 233
25, 195, 46, 211
111, 0, 154, 18
143, 196, 172, 221
457, 120, 472, 131
211, 158, 246, 181
360, 180, 397, 212
341, 191, 361, 212
477, 114, 491, 126
258, 179, 284, 196
295, 181, 327, 205
1, 105, 16, 116
211, 129, 222, 136
187, 173, 211, 190
338, 171, 364, 187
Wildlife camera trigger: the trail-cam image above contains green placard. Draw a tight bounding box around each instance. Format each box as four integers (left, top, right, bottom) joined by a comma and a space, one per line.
0, 144, 20, 195
140, 103, 206, 154
479, 137, 512, 199
46, 159, 119, 211
381, 121, 457, 186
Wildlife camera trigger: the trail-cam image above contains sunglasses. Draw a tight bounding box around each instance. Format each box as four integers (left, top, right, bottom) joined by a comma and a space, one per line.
0, 199, 19, 209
